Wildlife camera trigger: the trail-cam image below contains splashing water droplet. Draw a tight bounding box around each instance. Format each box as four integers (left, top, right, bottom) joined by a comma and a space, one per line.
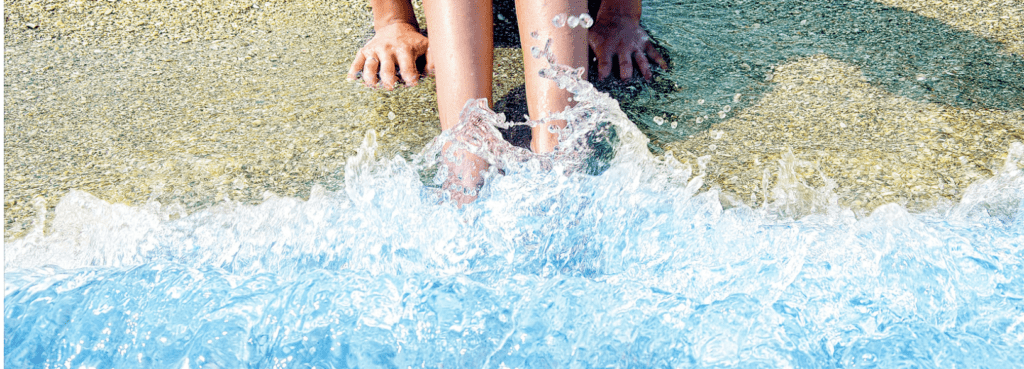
551, 13, 566, 28
733, 93, 742, 103
653, 116, 665, 126
1003, 141, 1024, 172
697, 99, 705, 105
719, 111, 727, 119
531, 46, 542, 59
671, 121, 678, 129
578, 14, 593, 28
543, 38, 556, 64
723, 105, 732, 113
530, 31, 540, 40
548, 124, 559, 133
6, 44, 1024, 368
434, 165, 449, 184
567, 15, 580, 28
696, 117, 703, 124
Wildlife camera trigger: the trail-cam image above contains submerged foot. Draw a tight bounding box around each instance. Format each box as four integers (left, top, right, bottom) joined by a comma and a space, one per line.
440, 142, 490, 207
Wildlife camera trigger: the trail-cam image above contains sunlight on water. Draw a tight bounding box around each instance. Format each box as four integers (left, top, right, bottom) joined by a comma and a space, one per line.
6, 58, 1024, 368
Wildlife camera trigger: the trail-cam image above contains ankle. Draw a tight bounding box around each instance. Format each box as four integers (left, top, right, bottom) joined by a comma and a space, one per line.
531, 124, 562, 153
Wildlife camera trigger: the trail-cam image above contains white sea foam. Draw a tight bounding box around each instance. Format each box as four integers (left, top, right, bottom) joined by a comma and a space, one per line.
5, 49, 1024, 369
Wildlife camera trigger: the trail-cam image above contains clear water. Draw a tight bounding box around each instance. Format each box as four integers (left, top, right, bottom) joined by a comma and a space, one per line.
618, 0, 1024, 140
6, 52, 1024, 367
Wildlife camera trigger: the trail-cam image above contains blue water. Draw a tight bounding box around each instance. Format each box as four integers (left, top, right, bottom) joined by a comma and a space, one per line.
6, 55, 1024, 368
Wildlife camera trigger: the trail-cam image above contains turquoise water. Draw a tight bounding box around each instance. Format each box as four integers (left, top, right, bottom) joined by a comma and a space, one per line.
7, 0, 1024, 366
5, 56, 1024, 367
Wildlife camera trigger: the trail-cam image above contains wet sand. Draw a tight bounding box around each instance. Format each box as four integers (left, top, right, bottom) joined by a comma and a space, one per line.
4, 0, 1023, 239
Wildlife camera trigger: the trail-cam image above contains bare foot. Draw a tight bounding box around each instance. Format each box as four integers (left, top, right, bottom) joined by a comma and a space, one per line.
440, 141, 490, 207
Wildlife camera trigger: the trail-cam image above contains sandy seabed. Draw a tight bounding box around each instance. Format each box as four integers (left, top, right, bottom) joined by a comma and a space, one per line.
5, 0, 1023, 239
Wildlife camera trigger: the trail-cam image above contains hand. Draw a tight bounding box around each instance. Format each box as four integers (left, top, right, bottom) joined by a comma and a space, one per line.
588, 15, 668, 81
347, 22, 432, 90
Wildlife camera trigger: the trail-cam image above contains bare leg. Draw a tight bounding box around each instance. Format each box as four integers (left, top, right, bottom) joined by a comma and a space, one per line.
424, 0, 494, 205
515, 0, 589, 153
424, 0, 494, 129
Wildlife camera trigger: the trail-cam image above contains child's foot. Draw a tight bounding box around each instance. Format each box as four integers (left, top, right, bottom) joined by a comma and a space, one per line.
440, 142, 489, 207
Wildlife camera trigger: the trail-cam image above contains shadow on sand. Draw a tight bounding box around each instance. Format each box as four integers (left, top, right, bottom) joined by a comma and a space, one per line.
490, 0, 1023, 150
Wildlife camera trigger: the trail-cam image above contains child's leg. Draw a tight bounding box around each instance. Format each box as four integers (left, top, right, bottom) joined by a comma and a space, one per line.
424, 0, 494, 205
515, 0, 589, 153
424, 0, 495, 130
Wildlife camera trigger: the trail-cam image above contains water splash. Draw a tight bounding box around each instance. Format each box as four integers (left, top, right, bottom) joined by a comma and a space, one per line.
551, 13, 566, 28
6, 58, 1024, 369
766, 149, 841, 220
566, 15, 580, 28
578, 13, 594, 29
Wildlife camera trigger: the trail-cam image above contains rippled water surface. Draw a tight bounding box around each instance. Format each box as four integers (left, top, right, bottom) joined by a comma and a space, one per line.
6, 3, 1024, 365
7, 67, 1024, 368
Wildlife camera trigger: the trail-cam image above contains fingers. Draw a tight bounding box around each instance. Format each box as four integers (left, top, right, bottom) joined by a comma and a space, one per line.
593, 40, 656, 81
362, 54, 380, 86
351, 49, 422, 89
606, 45, 663, 80
347, 53, 366, 81
425, 49, 435, 75
617, 47, 634, 81
357, 52, 401, 89
590, 27, 668, 81
395, 48, 419, 87
594, 45, 614, 80
379, 54, 399, 90
589, 34, 612, 80
634, 49, 653, 81
646, 43, 669, 71
597, 55, 613, 80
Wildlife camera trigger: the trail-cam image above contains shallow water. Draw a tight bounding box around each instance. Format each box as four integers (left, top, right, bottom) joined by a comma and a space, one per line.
6, 56, 1024, 368
623, 0, 1024, 141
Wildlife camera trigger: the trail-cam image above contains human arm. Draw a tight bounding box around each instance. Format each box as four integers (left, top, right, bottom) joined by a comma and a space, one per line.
346, 0, 431, 89
587, 0, 668, 81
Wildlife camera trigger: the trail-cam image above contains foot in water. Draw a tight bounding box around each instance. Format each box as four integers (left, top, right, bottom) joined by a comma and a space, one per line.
440, 141, 490, 207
